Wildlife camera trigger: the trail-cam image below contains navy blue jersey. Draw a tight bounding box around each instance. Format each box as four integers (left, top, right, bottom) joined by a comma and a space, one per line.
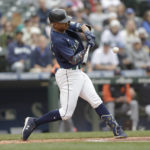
31, 46, 52, 67
7, 41, 31, 64
50, 23, 84, 69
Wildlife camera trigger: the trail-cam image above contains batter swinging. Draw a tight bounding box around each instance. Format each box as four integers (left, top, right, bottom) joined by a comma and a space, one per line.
22, 9, 127, 140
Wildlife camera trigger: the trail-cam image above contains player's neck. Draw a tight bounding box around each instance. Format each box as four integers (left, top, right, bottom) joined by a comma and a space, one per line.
54, 28, 65, 34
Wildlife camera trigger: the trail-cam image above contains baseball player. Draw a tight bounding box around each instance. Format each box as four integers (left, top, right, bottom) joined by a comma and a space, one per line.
22, 9, 127, 140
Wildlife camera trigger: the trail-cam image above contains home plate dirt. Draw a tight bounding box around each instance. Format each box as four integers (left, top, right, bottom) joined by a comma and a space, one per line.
0, 137, 150, 144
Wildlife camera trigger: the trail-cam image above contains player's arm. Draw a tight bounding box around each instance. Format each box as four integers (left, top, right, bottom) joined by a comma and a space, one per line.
69, 22, 91, 32
69, 25, 95, 65
54, 39, 87, 65
69, 22, 95, 48
69, 49, 87, 65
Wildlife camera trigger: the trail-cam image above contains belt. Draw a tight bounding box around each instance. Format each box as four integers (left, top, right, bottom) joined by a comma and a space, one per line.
71, 65, 81, 70
61, 64, 81, 70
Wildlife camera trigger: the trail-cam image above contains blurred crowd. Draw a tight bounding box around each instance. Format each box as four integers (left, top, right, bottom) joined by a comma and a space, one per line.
0, 0, 150, 74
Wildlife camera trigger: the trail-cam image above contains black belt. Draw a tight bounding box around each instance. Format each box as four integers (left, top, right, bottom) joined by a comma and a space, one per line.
61, 64, 81, 70
71, 65, 81, 70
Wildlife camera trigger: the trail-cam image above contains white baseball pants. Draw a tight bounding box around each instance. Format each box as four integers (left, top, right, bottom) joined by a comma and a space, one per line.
55, 68, 102, 120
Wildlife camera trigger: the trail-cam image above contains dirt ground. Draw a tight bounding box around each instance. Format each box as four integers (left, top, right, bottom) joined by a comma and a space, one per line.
0, 137, 150, 144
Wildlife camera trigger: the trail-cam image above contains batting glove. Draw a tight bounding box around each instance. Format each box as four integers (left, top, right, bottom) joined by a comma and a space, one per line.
84, 31, 95, 48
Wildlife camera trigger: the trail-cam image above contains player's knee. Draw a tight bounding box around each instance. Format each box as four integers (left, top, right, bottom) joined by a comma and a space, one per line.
59, 108, 74, 120
91, 100, 102, 109
61, 114, 72, 120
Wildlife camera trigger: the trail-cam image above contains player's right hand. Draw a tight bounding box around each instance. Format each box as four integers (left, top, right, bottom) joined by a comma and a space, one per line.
84, 31, 95, 48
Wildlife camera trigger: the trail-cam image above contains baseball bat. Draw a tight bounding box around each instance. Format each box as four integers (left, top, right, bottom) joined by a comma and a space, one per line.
82, 45, 91, 66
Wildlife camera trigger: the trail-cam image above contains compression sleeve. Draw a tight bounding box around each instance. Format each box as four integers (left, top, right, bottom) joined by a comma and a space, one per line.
69, 49, 86, 65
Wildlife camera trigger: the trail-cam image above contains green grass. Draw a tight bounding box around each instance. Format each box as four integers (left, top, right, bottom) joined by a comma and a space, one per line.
0, 131, 150, 150
0, 130, 150, 140
0, 142, 150, 150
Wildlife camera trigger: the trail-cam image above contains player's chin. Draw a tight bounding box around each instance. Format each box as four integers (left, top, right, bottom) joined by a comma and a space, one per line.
65, 23, 69, 28
65, 25, 69, 30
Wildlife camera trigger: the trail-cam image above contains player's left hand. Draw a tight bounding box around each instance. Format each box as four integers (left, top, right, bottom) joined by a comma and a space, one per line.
84, 31, 95, 47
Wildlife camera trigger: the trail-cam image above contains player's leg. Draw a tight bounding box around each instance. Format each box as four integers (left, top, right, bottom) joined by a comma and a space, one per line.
79, 72, 127, 138
22, 109, 61, 140
22, 68, 64, 140
22, 69, 84, 140
57, 69, 84, 120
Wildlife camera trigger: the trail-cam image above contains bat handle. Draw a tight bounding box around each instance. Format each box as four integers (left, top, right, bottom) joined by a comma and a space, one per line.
82, 45, 91, 66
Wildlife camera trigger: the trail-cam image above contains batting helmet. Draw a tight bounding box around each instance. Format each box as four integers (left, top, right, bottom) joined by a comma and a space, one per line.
48, 9, 72, 23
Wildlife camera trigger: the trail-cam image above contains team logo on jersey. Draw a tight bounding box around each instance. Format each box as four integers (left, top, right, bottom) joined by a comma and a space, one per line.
72, 40, 79, 52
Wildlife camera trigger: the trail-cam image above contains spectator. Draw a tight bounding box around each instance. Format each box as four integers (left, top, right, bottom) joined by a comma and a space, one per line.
117, 3, 126, 27
0, 16, 8, 35
100, 0, 121, 10
125, 8, 142, 28
142, 10, 150, 35
30, 14, 40, 28
134, 83, 150, 129
137, 27, 150, 54
11, 13, 22, 31
0, 10, 2, 20
65, 2, 76, 18
30, 35, 52, 73
18, 0, 39, 7
68, 0, 84, 12
120, 19, 138, 50
7, 31, 31, 72
89, 3, 107, 45
117, 42, 133, 70
0, 21, 14, 48
101, 19, 123, 47
30, 27, 41, 50
74, 8, 90, 24
102, 84, 139, 131
103, 12, 118, 28
37, 0, 50, 25
91, 41, 119, 71
129, 38, 150, 70
45, 0, 62, 9
22, 18, 32, 45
